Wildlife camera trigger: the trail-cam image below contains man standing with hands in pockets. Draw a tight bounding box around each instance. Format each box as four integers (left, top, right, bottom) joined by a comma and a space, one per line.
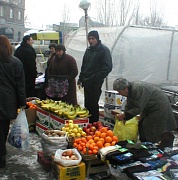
77, 30, 112, 123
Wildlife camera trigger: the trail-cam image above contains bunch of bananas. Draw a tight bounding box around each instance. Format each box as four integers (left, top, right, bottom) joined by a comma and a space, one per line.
35, 99, 90, 119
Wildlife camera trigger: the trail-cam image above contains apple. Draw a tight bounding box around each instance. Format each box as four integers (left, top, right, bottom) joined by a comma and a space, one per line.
89, 131, 94, 135
86, 128, 91, 134
97, 121, 103, 126
87, 123, 92, 128
83, 127, 87, 132
98, 126, 104, 130
93, 122, 98, 127
90, 126, 96, 132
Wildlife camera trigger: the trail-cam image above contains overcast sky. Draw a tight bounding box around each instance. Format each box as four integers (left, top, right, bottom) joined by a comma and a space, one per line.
25, 0, 178, 28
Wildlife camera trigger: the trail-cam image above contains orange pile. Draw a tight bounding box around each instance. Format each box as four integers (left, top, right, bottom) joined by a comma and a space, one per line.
73, 127, 118, 155
26, 102, 37, 109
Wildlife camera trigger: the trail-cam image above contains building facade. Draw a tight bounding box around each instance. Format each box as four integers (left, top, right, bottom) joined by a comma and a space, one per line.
0, 0, 26, 42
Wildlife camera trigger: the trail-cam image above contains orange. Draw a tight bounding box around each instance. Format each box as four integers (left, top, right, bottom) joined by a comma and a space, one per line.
83, 148, 87, 154
81, 137, 87, 143
112, 136, 119, 142
99, 138, 105, 144
93, 149, 98, 154
105, 136, 113, 143
88, 150, 93, 155
96, 141, 103, 148
104, 143, 111, 147
73, 142, 78, 148
89, 144, 94, 151
111, 141, 116, 146
77, 145, 83, 151
95, 131, 101, 137
99, 127, 107, 133
106, 130, 114, 137
86, 135, 93, 141
93, 146, 99, 151
100, 133, 106, 139
75, 138, 81, 144
88, 139, 94, 144
94, 136, 99, 143
80, 142, 86, 147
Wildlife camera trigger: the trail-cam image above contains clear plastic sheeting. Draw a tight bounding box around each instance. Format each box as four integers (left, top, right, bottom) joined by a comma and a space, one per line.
64, 26, 178, 102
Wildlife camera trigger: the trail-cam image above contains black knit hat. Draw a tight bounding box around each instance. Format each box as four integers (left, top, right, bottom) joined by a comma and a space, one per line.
88, 30, 100, 41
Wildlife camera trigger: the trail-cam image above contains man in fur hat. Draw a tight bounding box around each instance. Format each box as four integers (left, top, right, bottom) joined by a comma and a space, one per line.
77, 30, 112, 123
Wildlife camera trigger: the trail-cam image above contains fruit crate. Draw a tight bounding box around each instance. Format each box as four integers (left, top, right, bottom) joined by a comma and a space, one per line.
79, 150, 98, 161
37, 151, 52, 172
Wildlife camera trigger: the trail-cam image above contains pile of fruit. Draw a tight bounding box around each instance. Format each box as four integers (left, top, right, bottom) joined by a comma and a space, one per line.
82, 121, 110, 136
61, 149, 79, 160
62, 120, 86, 138
73, 127, 118, 155
26, 101, 37, 109
35, 99, 89, 119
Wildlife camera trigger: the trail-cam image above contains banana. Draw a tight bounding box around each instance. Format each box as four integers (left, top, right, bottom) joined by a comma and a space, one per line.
67, 112, 77, 119
77, 108, 88, 115
78, 110, 89, 118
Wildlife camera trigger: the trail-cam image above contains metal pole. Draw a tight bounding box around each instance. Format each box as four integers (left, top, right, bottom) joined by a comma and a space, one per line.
84, 9, 89, 48
167, 31, 174, 81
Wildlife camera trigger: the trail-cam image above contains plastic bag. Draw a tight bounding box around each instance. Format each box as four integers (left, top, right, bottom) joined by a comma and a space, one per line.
41, 132, 68, 157
54, 148, 82, 167
113, 117, 138, 142
8, 109, 30, 151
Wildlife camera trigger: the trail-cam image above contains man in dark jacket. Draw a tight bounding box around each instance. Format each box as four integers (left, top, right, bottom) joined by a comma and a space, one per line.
14, 35, 37, 98
77, 30, 112, 123
113, 78, 177, 143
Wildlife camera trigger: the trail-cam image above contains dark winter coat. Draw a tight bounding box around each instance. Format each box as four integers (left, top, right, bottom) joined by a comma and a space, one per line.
124, 82, 177, 143
79, 41, 112, 86
14, 42, 37, 97
46, 53, 78, 105
0, 56, 26, 119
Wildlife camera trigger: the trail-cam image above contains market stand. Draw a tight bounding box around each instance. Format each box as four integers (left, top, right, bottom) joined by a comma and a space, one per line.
24, 90, 178, 180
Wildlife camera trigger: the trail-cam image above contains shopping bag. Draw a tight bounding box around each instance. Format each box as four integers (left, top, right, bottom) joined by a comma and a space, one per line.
8, 109, 30, 151
113, 117, 138, 142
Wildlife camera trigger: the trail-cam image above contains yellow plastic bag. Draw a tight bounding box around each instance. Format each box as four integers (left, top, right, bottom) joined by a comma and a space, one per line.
113, 117, 138, 142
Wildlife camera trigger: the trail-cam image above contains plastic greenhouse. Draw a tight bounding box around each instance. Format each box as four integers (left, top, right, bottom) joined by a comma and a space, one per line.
64, 25, 178, 102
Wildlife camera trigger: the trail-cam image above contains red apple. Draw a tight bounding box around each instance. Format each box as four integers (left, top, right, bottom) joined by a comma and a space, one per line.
89, 131, 94, 135
93, 122, 98, 127
82, 127, 87, 132
90, 126, 96, 132
98, 126, 104, 130
86, 128, 91, 135
87, 123, 92, 128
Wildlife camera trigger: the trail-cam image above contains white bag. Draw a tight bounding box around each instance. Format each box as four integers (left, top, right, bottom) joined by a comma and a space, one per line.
54, 148, 82, 167
8, 109, 30, 151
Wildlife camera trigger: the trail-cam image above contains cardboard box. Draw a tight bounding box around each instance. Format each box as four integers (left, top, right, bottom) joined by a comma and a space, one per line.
50, 113, 89, 130
25, 108, 36, 124
36, 121, 49, 136
36, 106, 50, 127
52, 157, 86, 180
105, 90, 126, 107
104, 104, 122, 119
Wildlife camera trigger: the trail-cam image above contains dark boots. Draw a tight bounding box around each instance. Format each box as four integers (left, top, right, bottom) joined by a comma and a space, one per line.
0, 156, 6, 168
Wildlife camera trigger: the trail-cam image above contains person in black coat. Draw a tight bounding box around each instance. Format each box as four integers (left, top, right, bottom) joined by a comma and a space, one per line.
14, 35, 37, 98
77, 30, 112, 123
0, 35, 26, 168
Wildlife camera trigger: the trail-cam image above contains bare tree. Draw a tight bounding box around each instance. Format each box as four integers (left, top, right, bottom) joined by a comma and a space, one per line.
61, 3, 70, 24
134, 0, 167, 27
95, 0, 139, 26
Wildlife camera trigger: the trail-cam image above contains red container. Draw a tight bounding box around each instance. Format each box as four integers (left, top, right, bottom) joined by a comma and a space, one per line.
37, 151, 52, 172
